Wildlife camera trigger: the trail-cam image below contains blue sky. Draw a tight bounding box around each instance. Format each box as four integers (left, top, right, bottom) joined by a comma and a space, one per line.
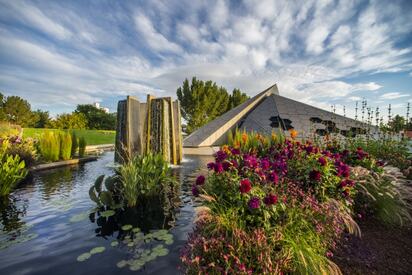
0, 0, 411, 119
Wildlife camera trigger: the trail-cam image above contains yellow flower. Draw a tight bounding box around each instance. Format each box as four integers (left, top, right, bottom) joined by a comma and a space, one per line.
289, 129, 298, 139
222, 145, 231, 154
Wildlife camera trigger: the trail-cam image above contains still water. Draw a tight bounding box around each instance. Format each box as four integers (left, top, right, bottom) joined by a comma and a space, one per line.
0, 152, 212, 275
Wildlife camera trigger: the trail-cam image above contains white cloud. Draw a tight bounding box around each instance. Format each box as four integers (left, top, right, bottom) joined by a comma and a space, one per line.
380, 92, 410, 100
348, 96, 362, 101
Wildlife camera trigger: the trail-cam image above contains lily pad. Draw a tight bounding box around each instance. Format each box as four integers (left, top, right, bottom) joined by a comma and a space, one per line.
77, 252, 91, 262
155, 248, 169, 257
127, 242, 134, 247
129, 264, 142, 271
132, 227, 141, 233
111, 240, 119, 247
121, 224, 133, 231
100, 210, 115, 218
90, 246, 106, 254
165, 239, 174, 245
70, 212, 89, 223
116, 260, 128, 268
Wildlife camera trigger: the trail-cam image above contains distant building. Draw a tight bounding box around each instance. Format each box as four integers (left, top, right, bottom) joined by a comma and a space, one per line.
93, 102, 109, 113
184, 84, 379, 154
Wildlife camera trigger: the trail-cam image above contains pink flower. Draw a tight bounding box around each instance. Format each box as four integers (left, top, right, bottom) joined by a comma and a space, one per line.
196, 175, 205, 185
239, 179, 252, 193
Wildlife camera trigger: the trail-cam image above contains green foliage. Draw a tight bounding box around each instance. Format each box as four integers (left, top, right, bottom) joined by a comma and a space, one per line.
88, 175, 122, 209
3, 136, 36, 166
1, 95, 34, 127
39, 131, 60, 162
59, 131, 72, 160
75, 104, 116, 130
70, 131, 78, 157
0, 122, 20, 138
118, 153, 177, 208
78, 136, 86, 157
177, 77, 248, 134
31, 109, 51, 128
0, 141, 28, 196
48, 113, 87, 129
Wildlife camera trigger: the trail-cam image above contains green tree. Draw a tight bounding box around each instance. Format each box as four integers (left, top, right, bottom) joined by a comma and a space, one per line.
0, 92, 6, 121
31, 109, 51, 128
177, 77, 248, 134
49, 113, 87, 129
388, 115, 406, 133
2, 95, 34, 126
227, 88, 249, 111
75, 104, 116, 130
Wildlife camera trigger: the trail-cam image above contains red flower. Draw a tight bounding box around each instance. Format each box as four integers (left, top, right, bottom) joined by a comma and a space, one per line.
264, 194, 278, 205
239, 179, 252, 193
318, 157, 327, 166
196, 175, 205, 185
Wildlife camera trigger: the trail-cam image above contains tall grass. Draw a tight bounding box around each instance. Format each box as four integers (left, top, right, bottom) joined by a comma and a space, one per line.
39, 131, 60, 162
59, 131, 72, 160
0, 141, 28, 196
78, 136, 86, 157
70, 131, 78, 157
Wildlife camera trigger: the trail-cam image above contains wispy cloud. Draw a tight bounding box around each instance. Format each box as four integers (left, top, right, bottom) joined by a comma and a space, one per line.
0, 0, 411, 116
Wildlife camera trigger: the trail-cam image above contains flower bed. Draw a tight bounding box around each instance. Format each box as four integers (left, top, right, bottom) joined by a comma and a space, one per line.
181, 132, 410, 274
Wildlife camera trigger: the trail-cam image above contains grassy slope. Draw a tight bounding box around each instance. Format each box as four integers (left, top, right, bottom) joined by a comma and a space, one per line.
23, 128, 115, 145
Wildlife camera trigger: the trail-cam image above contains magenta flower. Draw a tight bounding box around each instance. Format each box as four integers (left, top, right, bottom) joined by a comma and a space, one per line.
305, 145, 313, 154
196, 175, 205, 185
263, 194, 278, 205
222, 161, 231, 171
248, 197, 260, 209
214, 162, 223, 173
243, 155, 258, 168
260, 158, 270, 170
215, 150, 227, 162
318, 157, 327, 166
309, 169, 321, 181
239, 179, 252, 193
230, 148, 240, 155
269, 171, 279, 184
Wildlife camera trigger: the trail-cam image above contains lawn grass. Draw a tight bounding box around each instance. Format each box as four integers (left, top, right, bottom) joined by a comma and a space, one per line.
23, 128, 115, 145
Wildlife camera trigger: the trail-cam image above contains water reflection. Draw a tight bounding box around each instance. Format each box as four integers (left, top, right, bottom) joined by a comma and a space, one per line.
0, 195, 28, 233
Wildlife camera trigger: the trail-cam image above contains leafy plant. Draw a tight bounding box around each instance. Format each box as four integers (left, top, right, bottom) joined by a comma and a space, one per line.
59, 131, 72, 160
78, 136, 86, 157
0, 141, 28, 196
39, 131, 60, 162
89, 175, 122, 209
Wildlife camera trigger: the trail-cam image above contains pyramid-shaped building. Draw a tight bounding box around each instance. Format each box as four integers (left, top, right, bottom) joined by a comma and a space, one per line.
183, 84, 378, 151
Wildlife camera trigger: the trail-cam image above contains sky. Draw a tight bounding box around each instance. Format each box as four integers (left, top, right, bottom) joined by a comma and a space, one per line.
0, 0, 411, 120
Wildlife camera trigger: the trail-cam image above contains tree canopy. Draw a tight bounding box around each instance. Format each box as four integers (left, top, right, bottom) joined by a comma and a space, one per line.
177, 77, 249, 134
49, 113, 88, 129
1, 94, 34, 127
75, 104, 116, 130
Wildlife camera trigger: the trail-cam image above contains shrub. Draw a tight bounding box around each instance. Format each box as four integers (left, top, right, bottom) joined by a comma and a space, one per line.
0, 140, 28, 196
78, 136, 86, 157
39, 131, 60, 162
59, 131, 72, 160
71, 131, 78, 157
3, 135, 36, 166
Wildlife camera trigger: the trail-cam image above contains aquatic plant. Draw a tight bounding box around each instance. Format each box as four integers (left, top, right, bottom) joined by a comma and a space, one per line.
78, 136, 86, 157
118, 153, 178, 208
0, 140, 28, 196
59, 131, 72, 160
39, 131, 60, 162
89, 175, 122, 209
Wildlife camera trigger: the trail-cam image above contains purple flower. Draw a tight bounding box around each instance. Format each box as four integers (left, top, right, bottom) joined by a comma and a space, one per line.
248, 197, 260, 209
222, 161, 231, 171
309, 169, 321, 181
191, 185, 199, 197
305, 145, 313, 154
215, 150, 227, 162
196, 175, 205, 185
243, 155, 258, 168
260, 158, 270, 170
269, 171, 279, 184
207, 162, 215, 170
263, 194, 278, 205
318, 157, 327, 166
230, 148, 240, 155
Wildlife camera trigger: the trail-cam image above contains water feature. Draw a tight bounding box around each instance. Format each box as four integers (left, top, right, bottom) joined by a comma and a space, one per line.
0, 152, 212, 275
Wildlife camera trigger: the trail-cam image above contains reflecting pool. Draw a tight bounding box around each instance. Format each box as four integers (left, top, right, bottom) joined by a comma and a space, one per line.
0, 152, 212, 275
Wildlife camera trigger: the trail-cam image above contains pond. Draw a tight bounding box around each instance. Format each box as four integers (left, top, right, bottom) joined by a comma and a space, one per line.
0, 152, 212, 275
